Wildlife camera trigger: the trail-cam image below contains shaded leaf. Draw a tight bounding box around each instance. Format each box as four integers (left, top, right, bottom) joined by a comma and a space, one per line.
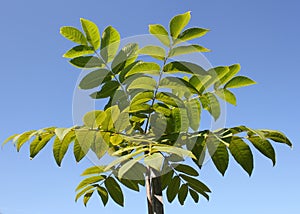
90, 81, 120, 99
248, 136, 276, 166
79, 69, 111, 89
229, 137, 254, 176
200, 92, 221, 121
105, 177, 124, 206
70, 56, 104, 69
189, 188, 199, 203
172, 163, 199, 176
178, 184, 188, 205
166, 176, 180, 202
206, 134, 229, 175
164, 61, 207, 75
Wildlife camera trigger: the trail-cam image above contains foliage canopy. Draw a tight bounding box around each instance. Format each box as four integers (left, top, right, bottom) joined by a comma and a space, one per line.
3, 12, 292, 211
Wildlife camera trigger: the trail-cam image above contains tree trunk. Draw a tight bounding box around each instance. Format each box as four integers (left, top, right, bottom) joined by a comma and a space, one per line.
146, 167, 164, 214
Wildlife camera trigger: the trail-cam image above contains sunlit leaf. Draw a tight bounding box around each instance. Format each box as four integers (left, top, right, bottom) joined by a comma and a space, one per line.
80, 18, 100, 50
169, 11, 191, 39
101, 26, 120, 62
149, 24, 170, 47
60, 26, 87, 45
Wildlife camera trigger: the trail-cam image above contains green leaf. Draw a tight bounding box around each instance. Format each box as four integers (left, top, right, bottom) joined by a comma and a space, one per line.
114, 111, 131, 132
81, 166, 105, 176
111, 43, 138, 74
206, 134, 229, 175
76, 175, 105, 191
169, 45, 210, 57
118, 178, 140, 192
224, 76, 256, 89
15, 130, 36, 152
90, 81, 120, 99
138, 45, 166, 60
175, 27, 209, 44
144, 153, 164, 171
74, 128, 96, 154
219, 64, 241, 84
160, 76, 199, 94
189, 75, 211, 94
127, 76, 157, 91
30, 133, 55, 159
161, 169, 174, 190
118, 157, 143, 178
259, 129, 292, 147
97, 186, 109, 206
80, 18, 100, 50
63, 45, 94, 58
189, 188, 199, 203
75, 185, 94, 202
83, 110, 105, 128
229, 137, 254, 176
171, 107, 189, 132
83, 190, 94, 207
79, 69, 111, 90
149, 24, 170, 47
170, 11, 191, 39
200, 92, 221, 121
131, 91, 154, 106
153, 103, 172, 117
2, 133, 20, 147
152, 145, 195, 159
70, 56, 104, 69
248, 136, 276, 166
172, 164, 199, 176
180, 174, 210, 200
91, 132, 109, 159
186, 99, 201, 131
166, 176, 180, 202
53, 130, 75, 166
215, 89, 237, 106
125, 62, 160, 78
105, 148, 148, 171
100, 26, 120, 62
60, 26, 87, 45
73, 139, 87, 162
105, 177, 124, 206
178, 184, 188, 205
164, 61, 207, 76
156, 92, 184, 107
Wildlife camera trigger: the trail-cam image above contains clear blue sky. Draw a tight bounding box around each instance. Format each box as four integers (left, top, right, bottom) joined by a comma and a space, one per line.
0, 0, 299, 213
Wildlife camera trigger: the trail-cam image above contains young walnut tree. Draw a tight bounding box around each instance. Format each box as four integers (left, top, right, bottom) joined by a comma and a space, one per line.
3, 12, 292, 214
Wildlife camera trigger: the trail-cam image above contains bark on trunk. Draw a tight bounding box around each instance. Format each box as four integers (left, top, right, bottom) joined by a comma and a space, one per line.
146, 167, 164, 214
